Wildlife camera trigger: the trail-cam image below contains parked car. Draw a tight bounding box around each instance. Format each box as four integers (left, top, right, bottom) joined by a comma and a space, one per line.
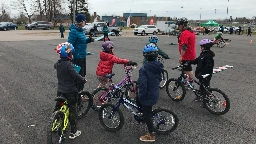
25, 21, 54, 30
133, 25, 158, 35
83, 22, 119, 35
0, 22, 18, 31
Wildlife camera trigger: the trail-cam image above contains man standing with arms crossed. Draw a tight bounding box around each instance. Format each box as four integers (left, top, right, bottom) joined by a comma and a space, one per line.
176, 18, 196, 87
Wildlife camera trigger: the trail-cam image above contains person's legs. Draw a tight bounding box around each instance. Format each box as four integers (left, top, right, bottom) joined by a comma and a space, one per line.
181, 60, 194, 86
73, 58, 86, 91
61, 32, 64, 38
139, 105, 155, 142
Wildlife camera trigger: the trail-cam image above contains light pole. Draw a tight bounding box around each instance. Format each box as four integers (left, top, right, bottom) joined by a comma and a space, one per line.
200, 8, 202, 21
215, 9, 216, 20
72, 0, 76, 23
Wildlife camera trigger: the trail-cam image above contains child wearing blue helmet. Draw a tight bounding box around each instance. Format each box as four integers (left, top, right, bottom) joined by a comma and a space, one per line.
54, 43, 86, 139
137, 43, 163, 142
144, 35, 169, 64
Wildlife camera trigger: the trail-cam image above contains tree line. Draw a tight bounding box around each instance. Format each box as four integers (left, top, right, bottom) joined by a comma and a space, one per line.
0, 0, 91, 26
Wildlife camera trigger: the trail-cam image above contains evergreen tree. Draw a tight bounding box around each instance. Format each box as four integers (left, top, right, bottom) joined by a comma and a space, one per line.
68, 0, 91, 23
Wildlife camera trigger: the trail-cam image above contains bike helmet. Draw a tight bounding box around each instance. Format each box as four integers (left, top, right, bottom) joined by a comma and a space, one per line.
199, 39, 214, 49
76, 14, 86, 23
148, 35, 159, 43
143, 43, 158, 58
102, 41, 114, 52
176, 17, 188, 26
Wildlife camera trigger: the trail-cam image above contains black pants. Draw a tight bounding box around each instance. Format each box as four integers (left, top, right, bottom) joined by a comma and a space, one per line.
73, 58, 86, 91
136, 97, 154, 134
55, 91, 78, 133
103, 33, 110, 42
247, 32, 251, 36
199, 77, 211, 96
60, 32, 64, 38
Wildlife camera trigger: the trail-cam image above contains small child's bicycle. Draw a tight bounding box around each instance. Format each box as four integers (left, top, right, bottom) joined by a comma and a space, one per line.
47, 96, 71, 143
98, 86, 179, 133
165, 64, 230, 115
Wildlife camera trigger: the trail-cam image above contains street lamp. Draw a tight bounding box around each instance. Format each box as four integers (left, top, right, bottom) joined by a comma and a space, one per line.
200, 8, 202, 21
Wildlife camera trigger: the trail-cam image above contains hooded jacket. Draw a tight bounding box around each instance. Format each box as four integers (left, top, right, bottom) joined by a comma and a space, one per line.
96, 51, 129, 76
54, 58, 85, 93
190, 50, 215, 78
138, 61, 163, 106
68, 24, 93, 59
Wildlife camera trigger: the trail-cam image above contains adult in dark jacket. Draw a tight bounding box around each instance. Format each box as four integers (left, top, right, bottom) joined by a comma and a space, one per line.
187, 39, 215, 104
68, 14, 94, 91
54, 43, 86, 139
137, 43, 163, 142
93, 24, 97, 36
247, 27, 252, 36
59, 23, 65, 38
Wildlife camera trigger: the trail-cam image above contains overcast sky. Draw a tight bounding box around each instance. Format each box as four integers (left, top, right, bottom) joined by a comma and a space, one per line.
1, 0, 255, 20
88, 0, 256, 20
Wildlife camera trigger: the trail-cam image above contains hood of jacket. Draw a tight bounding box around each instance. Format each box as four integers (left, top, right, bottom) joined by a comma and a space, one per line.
144, 61, 163, 75
69, 24, 84, 32
100, 51, 113, 61
203, 50, 215, 57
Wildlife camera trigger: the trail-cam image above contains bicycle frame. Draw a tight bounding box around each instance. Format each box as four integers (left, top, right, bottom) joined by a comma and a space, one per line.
99, 65, 137, 102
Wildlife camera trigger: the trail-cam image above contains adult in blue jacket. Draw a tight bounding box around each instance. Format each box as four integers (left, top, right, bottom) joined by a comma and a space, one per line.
102, 23, 110, 42
68, 14, 94, 91
136, 43, 163, 142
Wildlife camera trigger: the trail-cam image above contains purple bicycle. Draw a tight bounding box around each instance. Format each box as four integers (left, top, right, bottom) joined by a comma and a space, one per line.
79, 64, 138, 117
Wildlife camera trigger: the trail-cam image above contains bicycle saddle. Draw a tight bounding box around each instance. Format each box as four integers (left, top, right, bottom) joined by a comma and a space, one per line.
55, 96, 67, 102
104, 73, 115, 78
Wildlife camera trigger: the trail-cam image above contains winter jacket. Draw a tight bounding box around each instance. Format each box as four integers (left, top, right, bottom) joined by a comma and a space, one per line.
54, 58, 85, 93
102, 26, 109, 34
96, 51, 129, 76
138, 61, 163, 106
190, 50, 215, 79
59, 25, 65, 32
68, 24, 93, 59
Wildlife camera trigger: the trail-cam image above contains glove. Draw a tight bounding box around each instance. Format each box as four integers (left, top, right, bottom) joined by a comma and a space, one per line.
127, 61, 137, 66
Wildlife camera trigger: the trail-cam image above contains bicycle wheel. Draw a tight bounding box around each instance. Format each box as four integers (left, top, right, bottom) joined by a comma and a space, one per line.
159, 70, 168, 89
77, 91, 93, 119
124, 81, 138, 100
203, 88, 230, 115
218, 40, 226, 48
47, 111, 65, 144
152, 108, 179, 134
98, 103, 124, 132
91, 87, 109, 111
166, 78, 186, 102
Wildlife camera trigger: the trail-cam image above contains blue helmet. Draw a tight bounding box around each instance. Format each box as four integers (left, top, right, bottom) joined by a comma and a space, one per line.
76, 14, 86, 23
148, 35, 159, 43
60, 43, 74, 59
143, 43, 158, 57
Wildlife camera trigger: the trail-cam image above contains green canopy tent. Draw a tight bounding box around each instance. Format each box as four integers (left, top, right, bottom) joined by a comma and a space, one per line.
200, 20, 220, 26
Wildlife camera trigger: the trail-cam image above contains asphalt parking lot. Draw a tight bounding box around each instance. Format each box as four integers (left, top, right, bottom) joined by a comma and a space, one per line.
0, 31, 256, 144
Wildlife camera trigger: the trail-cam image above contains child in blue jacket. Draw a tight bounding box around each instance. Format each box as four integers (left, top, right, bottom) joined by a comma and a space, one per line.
137, 43, 163, 142
102, 23, 110, 42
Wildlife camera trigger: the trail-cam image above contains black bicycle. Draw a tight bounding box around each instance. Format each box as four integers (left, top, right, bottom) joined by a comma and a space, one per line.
158, 56, 168, 89
166, 65, 230, 115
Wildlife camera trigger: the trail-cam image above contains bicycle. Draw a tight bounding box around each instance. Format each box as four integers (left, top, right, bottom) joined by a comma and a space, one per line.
98, 86, 179, 133
213, 38, 226, 48
165, 64, 230, 115
158, 56, 168, 89
79, 64, 138, 117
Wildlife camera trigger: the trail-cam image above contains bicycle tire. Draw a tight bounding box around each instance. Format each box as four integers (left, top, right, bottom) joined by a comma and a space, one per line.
91, 87, 109, 111
77, 91, 93, 119
218, 40, 226, 48
152, 108, 179, 134
203, 88, 230, 115
159, 70, 168, 89
98, 103, 124, 132
166, 78, 186, 102
124, 81, 138, 100
47, 111, 65, 144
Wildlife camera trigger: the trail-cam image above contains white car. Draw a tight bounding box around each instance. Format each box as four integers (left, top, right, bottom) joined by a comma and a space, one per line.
133, 25, 158, 35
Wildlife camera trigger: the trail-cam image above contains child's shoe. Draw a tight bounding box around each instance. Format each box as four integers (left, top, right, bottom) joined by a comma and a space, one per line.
69, 130, 81, 139
139, 133, 155, 142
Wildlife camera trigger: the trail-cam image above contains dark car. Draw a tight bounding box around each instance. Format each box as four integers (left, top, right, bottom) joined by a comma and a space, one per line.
0, 22, 18, 31
25, 21, 54, 30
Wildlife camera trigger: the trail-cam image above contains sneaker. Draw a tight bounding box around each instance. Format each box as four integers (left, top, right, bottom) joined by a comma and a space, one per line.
69, 130, 81, 139
139, 133, 155, 142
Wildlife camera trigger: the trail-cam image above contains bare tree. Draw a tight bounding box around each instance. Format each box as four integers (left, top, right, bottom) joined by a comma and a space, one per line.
44, 0, 66, 26
0, 3, 11, 21
11, 0, 38, 23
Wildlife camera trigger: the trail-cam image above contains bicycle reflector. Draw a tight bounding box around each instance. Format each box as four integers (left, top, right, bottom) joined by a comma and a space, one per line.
61, 102, 65, 106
